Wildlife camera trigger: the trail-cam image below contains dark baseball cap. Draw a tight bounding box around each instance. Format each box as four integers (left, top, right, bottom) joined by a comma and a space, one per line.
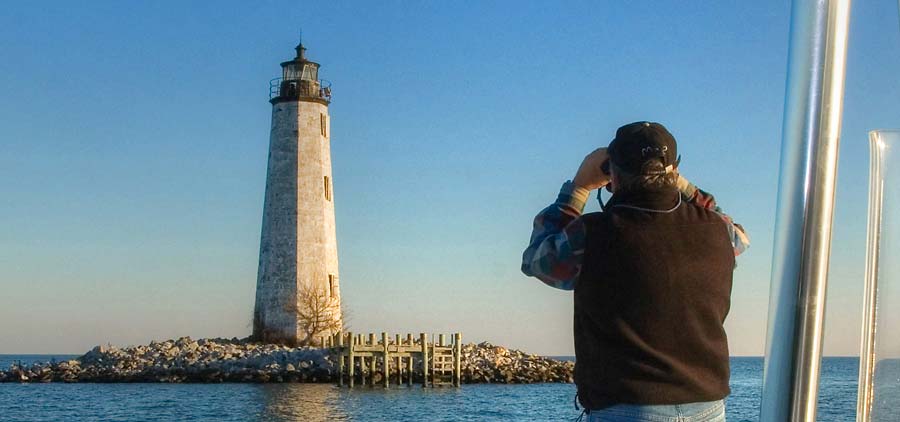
607, 121, 679, 174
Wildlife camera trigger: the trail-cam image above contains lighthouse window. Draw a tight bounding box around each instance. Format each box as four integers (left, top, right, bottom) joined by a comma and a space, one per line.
283, 65, 301, 81
301, 63, 318, 81
320, 113, 327, 137
324, 176, 332, 201
328, 274, 336, 297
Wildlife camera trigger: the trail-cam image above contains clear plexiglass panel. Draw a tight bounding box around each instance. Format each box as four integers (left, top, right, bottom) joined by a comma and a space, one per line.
858, 130, 900, 421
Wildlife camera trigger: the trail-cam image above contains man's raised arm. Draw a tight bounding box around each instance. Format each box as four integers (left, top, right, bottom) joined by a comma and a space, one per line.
676, 175, 750, 257
521, 181, 591, 290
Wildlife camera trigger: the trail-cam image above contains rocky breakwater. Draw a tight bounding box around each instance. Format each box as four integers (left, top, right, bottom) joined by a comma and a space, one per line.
461, 342, 573, 384
0, 337, 334, 383
0, 338, 573, 384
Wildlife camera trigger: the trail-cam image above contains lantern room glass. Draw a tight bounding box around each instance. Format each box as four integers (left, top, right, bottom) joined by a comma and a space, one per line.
283, 62, 318, 82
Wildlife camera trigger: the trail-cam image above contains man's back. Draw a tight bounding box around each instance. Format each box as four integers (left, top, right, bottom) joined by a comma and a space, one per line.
574, 187, 736, 410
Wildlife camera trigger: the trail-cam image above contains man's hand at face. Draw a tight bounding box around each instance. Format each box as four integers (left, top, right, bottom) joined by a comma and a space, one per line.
573, 148, 612, 191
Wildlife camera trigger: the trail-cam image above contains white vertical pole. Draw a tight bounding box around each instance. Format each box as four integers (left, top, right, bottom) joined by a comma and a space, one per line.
761, 0, 852, 421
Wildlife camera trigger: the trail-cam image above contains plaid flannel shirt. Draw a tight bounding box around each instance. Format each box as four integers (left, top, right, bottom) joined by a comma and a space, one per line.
521, 177, 750, 290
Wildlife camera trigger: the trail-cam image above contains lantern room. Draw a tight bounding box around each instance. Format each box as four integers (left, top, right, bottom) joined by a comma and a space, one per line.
269, 42, 332, 105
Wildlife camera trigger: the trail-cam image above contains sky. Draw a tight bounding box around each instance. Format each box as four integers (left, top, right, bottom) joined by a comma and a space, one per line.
1, 1, 899, 356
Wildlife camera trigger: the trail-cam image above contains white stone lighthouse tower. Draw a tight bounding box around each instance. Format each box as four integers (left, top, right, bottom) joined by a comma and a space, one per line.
253, 41, 341, 345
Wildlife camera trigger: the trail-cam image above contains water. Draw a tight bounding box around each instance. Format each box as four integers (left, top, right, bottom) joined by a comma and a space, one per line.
0, 356, 858, 421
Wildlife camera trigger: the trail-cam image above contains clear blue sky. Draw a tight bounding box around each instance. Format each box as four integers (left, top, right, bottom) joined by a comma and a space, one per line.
1, 1, 899, 355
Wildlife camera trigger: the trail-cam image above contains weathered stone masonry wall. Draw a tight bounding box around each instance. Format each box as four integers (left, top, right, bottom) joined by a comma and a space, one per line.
254, 100, 341, 344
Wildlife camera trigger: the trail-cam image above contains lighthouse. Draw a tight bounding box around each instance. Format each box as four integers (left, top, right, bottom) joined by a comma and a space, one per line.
253, 41, 341, 345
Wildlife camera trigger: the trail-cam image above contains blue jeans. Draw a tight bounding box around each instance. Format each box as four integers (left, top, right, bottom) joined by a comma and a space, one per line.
584, 400, 725, 422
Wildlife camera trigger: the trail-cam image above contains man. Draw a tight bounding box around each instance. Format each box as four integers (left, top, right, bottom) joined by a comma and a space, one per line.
522, 122, 749, 421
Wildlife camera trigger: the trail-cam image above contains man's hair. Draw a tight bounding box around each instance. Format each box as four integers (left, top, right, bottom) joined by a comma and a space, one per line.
611, 159, 677, 193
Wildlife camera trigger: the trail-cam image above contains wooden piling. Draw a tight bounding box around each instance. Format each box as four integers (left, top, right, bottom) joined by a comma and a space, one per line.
395, 334, 402, 385
421, 332, 429, 388
359, 336, 366, 387
337, 331, 344, 387
407, 333, 414, 387
381, 332, 389, 388
368, 333, 376, 387
347, 331, 354, 388
431, 334, 437, 387
453, 333, 461, 387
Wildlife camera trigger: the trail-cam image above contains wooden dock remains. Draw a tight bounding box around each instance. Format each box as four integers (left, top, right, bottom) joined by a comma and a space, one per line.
321, 331, 462, 388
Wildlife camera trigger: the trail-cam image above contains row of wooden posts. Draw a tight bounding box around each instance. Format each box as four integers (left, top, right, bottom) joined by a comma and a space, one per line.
320, 332, 462, 388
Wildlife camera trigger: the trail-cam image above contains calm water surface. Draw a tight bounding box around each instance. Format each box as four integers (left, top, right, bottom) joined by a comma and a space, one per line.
0, 356, 858, 421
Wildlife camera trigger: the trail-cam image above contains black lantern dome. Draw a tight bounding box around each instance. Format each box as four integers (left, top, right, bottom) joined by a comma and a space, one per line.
269, 42, 332, 105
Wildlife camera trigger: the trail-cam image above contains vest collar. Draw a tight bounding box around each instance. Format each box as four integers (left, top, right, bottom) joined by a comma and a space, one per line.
607, 186, 681, 212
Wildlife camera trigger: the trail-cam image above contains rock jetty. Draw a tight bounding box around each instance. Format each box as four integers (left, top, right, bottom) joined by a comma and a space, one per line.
0, 338, 573, 384
460, 342, 573, 384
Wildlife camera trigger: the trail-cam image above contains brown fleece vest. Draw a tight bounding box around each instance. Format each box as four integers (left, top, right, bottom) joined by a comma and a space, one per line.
575, 187, 735, 409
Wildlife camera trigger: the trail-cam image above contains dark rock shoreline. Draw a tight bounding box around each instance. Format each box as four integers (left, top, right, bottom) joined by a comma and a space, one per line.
0, 337, 573, 384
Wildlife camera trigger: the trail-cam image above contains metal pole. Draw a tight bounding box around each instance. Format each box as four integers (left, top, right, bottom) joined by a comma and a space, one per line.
761, 0, 851, 421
